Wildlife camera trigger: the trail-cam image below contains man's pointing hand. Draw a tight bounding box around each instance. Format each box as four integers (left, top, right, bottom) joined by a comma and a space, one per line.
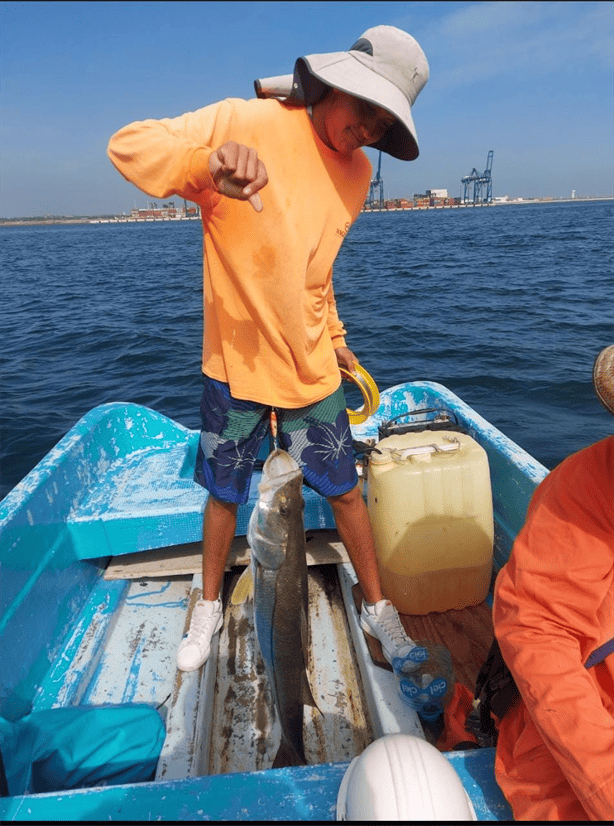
209, 141, 268, 213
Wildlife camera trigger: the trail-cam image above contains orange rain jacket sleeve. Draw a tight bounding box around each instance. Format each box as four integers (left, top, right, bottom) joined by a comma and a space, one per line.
494, 435, 614, 821
107, 98, 371, 408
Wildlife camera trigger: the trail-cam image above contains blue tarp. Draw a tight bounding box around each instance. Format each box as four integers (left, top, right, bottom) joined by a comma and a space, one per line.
0, 704, 165, 796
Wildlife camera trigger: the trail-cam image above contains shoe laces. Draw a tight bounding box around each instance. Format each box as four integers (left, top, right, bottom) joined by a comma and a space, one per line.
375, 601, 409, 648
187, 601, 220, 641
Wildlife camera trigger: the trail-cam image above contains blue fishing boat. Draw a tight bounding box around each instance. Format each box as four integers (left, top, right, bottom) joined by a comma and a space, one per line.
0, 381, 548, 821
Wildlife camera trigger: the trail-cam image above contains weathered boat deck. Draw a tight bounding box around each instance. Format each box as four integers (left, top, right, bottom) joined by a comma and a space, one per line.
28, 526, 493, 778
12, 530, 513, 821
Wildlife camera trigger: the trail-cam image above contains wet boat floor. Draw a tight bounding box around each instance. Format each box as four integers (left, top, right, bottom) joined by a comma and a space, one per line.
77, 537, 496, 780
207, 565, 374, 775
157, 562, 494, 777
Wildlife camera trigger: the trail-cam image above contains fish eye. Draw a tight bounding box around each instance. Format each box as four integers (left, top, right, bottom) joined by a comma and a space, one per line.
279, 505, 288, 515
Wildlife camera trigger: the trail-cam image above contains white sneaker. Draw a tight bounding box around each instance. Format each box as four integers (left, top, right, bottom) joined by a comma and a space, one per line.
360, 599, 418, 667
177, 598, 223, 672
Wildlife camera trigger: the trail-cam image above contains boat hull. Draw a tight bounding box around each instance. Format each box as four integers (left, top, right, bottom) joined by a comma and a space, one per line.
0, 382, 548, 820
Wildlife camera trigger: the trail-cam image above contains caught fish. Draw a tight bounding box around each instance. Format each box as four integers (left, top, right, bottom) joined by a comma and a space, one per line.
232, 448, 318, 767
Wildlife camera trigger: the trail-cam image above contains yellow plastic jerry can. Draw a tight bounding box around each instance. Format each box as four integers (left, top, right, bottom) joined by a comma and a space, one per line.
367, 430, 494, 615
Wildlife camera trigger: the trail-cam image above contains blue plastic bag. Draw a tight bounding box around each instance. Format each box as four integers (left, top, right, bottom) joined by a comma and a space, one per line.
0, 704, 165, 795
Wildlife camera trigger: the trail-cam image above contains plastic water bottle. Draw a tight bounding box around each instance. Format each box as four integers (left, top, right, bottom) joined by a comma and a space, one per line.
392, 641, 454, 723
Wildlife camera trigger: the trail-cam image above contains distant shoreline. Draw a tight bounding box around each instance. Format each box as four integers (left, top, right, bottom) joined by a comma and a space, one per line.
1, 196, 612, 226
362, 196, 613, 214
0, 216, 202, 227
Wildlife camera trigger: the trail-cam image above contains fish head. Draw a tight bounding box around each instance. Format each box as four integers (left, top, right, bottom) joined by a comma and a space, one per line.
247, 449, 304, 570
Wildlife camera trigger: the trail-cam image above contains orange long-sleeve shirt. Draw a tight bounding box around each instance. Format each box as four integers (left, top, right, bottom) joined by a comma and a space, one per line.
107, 98, 371, 407
494, 436, 614, 821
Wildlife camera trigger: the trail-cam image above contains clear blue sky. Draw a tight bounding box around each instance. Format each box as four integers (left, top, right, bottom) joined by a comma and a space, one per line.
1, 1, 612, 217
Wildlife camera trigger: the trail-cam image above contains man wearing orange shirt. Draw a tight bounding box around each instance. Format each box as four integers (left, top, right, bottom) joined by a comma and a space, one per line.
108, 27, 430, 673
493, 345, 614, 820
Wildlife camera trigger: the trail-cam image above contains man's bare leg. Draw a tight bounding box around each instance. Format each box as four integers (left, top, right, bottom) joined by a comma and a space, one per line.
201, 495, 238, 600
177, 495, 237, 671
328, 484, 383, 603
328, 484, 416, 664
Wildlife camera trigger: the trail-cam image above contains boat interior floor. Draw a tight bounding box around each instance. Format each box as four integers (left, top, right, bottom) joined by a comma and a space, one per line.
34, 530, 495, 785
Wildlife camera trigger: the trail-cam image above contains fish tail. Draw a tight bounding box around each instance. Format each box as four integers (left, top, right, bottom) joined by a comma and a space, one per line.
230, 565, 254, 605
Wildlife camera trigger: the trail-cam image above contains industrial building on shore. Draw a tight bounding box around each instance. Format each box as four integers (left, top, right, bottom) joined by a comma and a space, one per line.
362, 188, 462, 211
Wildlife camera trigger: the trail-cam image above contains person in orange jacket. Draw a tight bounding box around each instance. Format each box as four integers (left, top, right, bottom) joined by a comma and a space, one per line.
493, 345, 614, 820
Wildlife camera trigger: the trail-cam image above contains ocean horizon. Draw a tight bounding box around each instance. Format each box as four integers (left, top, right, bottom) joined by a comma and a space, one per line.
1, 198, 612, 501
2, 194, 613, 226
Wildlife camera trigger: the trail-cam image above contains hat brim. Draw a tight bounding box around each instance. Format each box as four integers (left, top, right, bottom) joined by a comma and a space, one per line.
593, 345, 614, 416
296, 52, 420, 161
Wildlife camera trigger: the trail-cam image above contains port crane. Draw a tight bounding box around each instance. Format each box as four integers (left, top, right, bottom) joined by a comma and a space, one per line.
461, 150, 494, 204
367, 151, 384, 209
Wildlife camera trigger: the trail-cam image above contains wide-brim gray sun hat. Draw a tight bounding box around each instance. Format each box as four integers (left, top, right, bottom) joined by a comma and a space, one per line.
255, 26, 429, 161
593, 345, 614, 416
295, 26, 428, 161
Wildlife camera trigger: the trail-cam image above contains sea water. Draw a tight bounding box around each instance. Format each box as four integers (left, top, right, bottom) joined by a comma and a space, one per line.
1, 200, 612, 500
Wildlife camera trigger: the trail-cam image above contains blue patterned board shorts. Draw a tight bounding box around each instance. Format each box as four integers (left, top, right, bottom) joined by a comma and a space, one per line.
194, 374, 358, 504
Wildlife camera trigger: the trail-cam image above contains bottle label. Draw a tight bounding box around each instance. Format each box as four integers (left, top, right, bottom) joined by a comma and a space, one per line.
398, 676, 449, 708
392, 645, 428, 674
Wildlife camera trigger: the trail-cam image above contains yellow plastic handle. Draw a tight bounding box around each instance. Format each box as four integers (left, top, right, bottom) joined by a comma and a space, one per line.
339, 363, 380, 424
